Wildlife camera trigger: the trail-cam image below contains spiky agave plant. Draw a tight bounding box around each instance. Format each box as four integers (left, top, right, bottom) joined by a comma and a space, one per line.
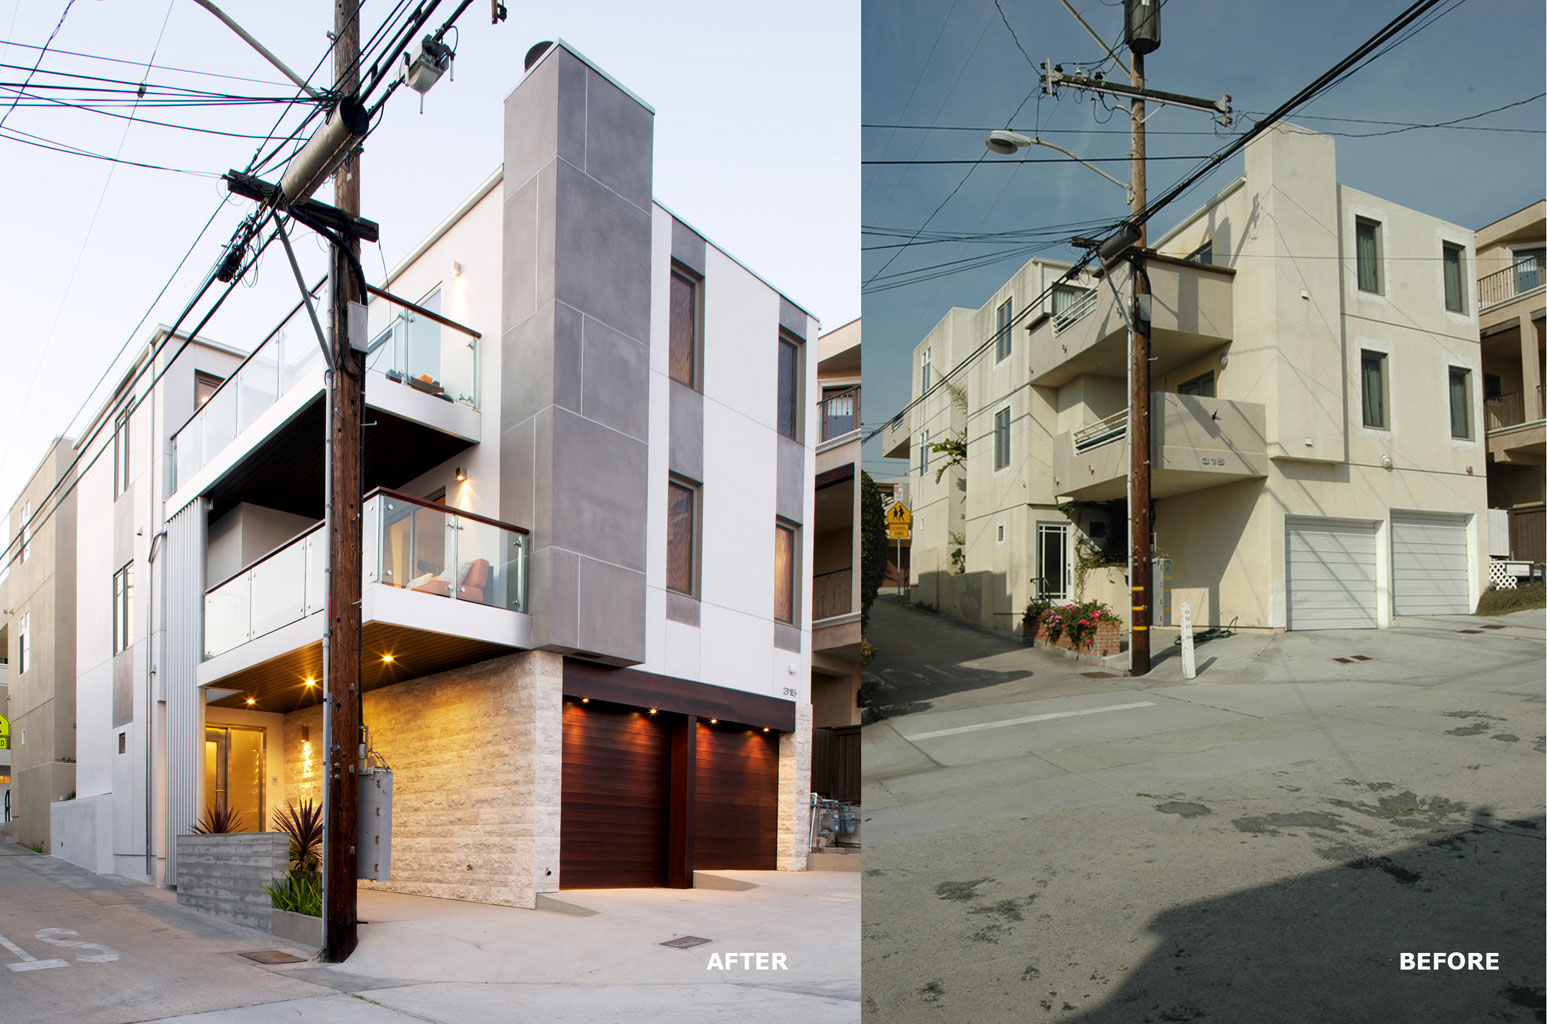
273, 799, 323, 872
191, 805, 246, 834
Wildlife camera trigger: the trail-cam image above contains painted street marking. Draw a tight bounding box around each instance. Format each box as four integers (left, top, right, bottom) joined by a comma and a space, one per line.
902, 701, 1158, 741
923, 665, 962, 680
0, 932, 69, 972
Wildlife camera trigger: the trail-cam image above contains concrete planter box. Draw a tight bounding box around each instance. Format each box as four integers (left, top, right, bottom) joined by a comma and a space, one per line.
270, 909, 322, 949
175, 832, 289, 931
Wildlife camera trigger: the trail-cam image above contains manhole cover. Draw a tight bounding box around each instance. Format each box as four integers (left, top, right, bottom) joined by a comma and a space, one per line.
659, 936, 712, 950
238, 950, 306, 965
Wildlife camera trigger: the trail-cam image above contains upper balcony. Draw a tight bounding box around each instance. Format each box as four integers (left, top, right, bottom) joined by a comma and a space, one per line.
198, 489, 531, 710
169, 289, 483, 521
1053, 392, 1267, 501
816, 385, 861, 477
1029, 256, 1235, 387
881, 413, 909, 460
1478, 256, 1544, 318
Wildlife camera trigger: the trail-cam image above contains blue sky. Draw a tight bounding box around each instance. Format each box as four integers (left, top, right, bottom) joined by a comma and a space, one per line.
0, 0, 858, 527
861, 0, 1547, 478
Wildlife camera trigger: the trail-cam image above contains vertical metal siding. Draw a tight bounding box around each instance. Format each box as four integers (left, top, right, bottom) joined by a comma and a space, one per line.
163, 500, 206, 885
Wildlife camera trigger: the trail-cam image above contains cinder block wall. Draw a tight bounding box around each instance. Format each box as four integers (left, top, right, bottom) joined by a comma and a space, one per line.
284, 649, 562, 908
176, 832, 288, 931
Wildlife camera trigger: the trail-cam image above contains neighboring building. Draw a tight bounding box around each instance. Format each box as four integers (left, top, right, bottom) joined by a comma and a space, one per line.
51, 42, 818, 903
885, 122, 1489, 634
1, 439, 79, 850
1474, 200, 1545, 564
811, 319, 861, 801
1, 643, 11, 827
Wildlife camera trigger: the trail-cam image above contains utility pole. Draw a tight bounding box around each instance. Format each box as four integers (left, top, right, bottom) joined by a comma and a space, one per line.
324, 0, 365, 965
990, 0, 1228, 676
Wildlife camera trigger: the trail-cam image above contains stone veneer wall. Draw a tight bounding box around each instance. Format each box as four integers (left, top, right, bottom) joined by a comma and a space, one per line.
777, 703, 814, 870
283, 649, 563, 908
176, 832, 289, 931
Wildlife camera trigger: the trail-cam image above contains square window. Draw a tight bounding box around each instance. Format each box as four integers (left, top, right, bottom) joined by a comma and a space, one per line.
666, 478, 697, 596
1449, 367, 1472, 440
1442, 243, 1465, 313
1178, 372, 1215, 398
777, 334, 801, 440
995, 298, 1013, 362
774, 521, 798, 625
1355, 217, 1382, 294
1360, 351, 1387, 429
195, 371, 224, 408
993, 408, 1011, 470
669, 267, 700, 388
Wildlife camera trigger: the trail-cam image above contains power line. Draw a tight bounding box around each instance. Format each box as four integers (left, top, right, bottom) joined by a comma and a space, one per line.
0, 122, 220, 174
865, 154, 1215, 166
0, 36, 293, 87
0, 85, 308, 138
0, 0, 76, 131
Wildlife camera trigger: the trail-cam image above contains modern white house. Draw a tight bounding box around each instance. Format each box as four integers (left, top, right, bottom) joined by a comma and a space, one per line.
42, 41, 819, 907
884, 122, 1489, 635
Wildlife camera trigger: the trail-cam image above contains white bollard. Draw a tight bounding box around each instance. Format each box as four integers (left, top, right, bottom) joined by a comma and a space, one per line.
1180, 601, 1196, 680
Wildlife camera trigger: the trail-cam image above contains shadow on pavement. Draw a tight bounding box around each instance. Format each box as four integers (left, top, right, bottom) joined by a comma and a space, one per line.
865, 596, 1037, 718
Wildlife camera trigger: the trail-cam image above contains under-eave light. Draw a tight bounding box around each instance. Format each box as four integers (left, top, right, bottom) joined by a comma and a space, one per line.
381, 654, 394, 664
245, 697, 256, 706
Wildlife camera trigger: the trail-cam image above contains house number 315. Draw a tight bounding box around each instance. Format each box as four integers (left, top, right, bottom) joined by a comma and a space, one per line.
1201, 457, 1226, 467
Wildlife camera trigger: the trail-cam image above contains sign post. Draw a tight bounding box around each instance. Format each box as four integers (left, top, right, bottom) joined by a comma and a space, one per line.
887, 502, 912, 601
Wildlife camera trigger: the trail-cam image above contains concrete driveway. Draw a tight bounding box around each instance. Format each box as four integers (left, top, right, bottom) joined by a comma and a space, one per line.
862, 600, 1545, 1022
0, 847, 858, 1024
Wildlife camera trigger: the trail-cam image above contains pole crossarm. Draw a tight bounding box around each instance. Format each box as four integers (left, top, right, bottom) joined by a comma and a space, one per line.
223, 170, 380, 243
1046, 66, 1232, 125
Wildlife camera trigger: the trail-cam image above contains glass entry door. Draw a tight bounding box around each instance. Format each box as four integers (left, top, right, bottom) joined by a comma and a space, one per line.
1036, 522, 1071, 600
204, 725, 266, 832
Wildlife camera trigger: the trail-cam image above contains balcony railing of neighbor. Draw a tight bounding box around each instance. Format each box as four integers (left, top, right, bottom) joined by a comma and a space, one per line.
1485, 388, 1543, 432
172, 290, 479, 492
820, 386, 860, 441
1478, 256, 1543, 310
1072, 408, 1127, 452
813, 567, 853, 621
1052, 288, 1099, 336
205, 489, 529, 660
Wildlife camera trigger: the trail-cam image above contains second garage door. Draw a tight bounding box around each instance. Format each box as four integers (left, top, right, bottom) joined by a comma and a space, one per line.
560, 701, 671, 889
1286, 518, 1379, 630
694, 722, 779, 870
1391, 512, 1470, 616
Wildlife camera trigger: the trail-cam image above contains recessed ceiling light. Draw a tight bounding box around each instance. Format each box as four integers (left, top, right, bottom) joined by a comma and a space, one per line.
381, 654, 394, 663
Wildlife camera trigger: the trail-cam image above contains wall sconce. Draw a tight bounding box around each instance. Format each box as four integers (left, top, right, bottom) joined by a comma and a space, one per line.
451, 260, 463, 277
455, 466, 466, 481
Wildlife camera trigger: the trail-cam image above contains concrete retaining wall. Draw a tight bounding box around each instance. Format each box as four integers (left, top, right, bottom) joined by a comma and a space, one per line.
51, 794, 112, 873
176, 832, 288, 930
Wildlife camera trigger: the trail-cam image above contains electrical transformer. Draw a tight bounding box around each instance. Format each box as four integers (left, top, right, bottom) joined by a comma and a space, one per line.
357, 767, 393, 881
1124, 0, 1161, 55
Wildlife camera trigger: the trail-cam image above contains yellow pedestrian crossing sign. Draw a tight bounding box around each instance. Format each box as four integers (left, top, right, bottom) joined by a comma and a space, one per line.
887, 502, 911, 540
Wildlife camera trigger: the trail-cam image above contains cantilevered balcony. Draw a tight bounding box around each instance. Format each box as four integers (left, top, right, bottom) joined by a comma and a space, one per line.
1029, 256, 1234, 387
198, 489, 531, 709
1478, 257, 1544, 313
1053, 393, 1267, 501
169, 290, 482, 521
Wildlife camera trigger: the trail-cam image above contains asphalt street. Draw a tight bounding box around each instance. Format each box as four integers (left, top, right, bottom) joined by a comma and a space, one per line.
861, 596, 1547, 1023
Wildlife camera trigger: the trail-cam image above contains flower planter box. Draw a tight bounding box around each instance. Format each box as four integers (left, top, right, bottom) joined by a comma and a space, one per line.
1023, 616, 1122, 660
270, 909, 322, 949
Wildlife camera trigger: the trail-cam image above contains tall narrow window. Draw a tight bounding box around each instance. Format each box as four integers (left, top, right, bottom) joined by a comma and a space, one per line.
113, 563, 134, 655
1360, 351, 1387, 429
774, 521, 797, 624
1449, 367, 1472, 440
777, 334, 800, 439
1516, 247, 1544, 294
1442, 243, 1464, 313
203, 725, 265, 833
1051, 285, 1082, 316
920, 348, 932, 392
19, 499, 30, 564
995, 298, 1013, 362
669, 267, 699, 387
920, 429, 930, 477
993, 407, 1011, 470
17, 611, 28, 675
113, 409, 131, 498
666, 478, 696, 595
1355, 217, 1382, 294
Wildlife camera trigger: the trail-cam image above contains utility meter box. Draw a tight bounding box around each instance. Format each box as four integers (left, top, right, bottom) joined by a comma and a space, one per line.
1152, 557, 1173, 628
357, 768, 393, 881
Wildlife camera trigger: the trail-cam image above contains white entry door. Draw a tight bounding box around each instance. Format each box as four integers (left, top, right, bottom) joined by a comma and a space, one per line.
1036, 522, 1071, 600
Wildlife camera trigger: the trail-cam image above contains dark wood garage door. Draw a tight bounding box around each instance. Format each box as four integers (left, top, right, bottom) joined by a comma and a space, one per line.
560, 701, 672, 889
693, 722, 778, 870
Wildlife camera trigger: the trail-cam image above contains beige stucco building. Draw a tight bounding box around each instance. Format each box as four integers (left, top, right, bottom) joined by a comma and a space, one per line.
885, 123, 1490, 635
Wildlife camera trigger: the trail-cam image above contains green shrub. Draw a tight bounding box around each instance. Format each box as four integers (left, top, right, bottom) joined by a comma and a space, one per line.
263, 871, 322, 917
1030, 600, 1120, 648
1476, 586, 1547, 616
273, 800, 324, 873
191, 804, 247, 834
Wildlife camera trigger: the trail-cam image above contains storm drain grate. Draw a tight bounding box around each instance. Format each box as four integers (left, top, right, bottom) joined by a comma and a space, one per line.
1081, 671, 1116, 678
1456, 629, 1483, 635
238, 950, 306, 965
1479, 624, 1506, 630
1332, 657, 1354, 664
660, 936, 712, 950
1351, 655, 1374, 661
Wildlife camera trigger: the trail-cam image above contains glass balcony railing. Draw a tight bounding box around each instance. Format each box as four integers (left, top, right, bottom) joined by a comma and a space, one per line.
170, 288, 479, 493
204, 489, 529, 661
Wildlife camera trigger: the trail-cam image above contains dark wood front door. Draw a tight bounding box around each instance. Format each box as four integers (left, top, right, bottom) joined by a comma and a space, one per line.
560, 701, 672, 889
693, 722, 778, 870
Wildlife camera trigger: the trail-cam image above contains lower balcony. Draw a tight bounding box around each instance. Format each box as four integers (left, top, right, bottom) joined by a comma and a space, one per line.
198, 489, 532, 710
1053, 393, 1268, 500
1485, 388, 1546, 466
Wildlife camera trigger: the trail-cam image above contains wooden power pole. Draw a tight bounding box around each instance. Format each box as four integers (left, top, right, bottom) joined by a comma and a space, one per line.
1127, 45, 1152, 676
324, 0, 364, 964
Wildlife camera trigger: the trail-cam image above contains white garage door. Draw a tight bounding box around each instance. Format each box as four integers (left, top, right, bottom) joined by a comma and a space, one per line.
1286, 518, 1378, 630
1391, 512, 1470, 616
